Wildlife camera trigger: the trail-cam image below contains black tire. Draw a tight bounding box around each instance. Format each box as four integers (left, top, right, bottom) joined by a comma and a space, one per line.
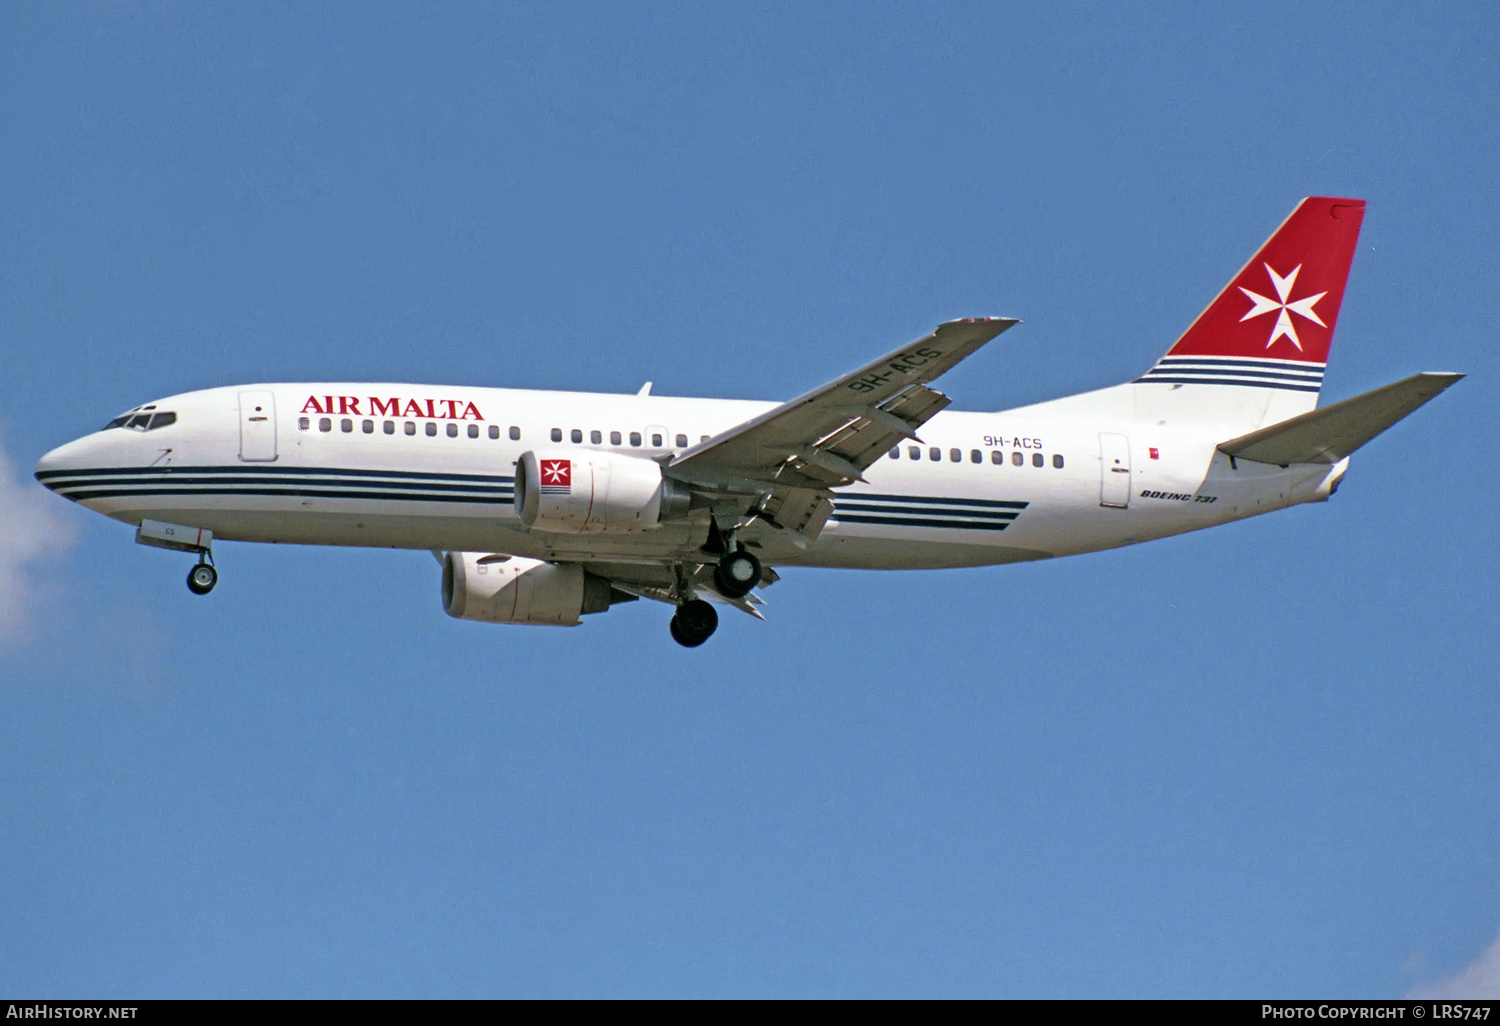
187, 563, 217, 595
671, 598, 718, 647
713, 549, 761, 599
669, 617, 701, 648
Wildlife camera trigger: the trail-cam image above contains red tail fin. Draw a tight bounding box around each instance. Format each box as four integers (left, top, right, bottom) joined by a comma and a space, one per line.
1146, 197, 1365, 386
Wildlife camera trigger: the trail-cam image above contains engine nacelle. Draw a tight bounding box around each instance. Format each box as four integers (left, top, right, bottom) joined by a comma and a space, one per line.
441, 552, 627, 626
513, 449, 691, 533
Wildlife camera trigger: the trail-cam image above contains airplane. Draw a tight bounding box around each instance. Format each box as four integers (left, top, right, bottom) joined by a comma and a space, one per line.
34, 197, 1461, 647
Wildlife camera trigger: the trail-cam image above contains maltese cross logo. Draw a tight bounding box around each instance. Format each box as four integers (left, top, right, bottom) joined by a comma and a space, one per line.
1238, 263, 1327, 350
538, 459, 572, 493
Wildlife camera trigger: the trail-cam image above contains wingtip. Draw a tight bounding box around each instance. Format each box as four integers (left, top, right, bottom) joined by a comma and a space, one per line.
936, 316, 1022, 338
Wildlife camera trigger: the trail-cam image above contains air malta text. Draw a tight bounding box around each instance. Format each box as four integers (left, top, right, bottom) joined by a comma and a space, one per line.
301, 396, 484, 420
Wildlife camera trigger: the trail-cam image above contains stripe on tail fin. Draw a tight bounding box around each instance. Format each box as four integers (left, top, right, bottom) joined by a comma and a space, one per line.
1138, 197, 1365, 396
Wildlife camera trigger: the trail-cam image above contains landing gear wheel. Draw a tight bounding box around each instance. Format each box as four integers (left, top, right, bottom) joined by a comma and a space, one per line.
713, 549, 761, 599
187, 562, 218, 596
670, 599, 719, 647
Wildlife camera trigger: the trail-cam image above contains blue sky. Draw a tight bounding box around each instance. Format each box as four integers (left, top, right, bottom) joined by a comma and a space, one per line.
2, 1, 1497, 998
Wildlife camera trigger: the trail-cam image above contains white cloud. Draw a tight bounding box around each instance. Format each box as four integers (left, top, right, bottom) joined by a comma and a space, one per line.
0, 440, 78, 646
1410, 930, 1500, 1000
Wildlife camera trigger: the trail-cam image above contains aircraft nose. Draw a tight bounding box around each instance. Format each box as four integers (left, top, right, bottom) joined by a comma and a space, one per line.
34, 438, 91, 494
35, 447, 64, 491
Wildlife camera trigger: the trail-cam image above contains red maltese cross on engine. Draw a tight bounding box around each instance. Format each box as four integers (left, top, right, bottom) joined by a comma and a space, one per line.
538, 459, 572, 494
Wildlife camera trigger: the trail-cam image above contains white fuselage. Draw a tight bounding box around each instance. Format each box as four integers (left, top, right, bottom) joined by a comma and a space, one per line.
35, 383, 1344, 570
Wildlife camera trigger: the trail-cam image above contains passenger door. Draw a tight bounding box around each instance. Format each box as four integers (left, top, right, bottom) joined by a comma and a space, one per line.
238, 391, 277, 462
1098, 432, 1130, 508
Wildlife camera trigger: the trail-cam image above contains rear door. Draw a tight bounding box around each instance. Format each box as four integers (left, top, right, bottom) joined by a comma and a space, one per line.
1098, 432, 1130, 508
239, 391, 278, 462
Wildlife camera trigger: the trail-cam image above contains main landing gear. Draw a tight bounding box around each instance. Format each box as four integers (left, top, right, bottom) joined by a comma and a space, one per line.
186, 553, 217, 596
703, 516, 762, 600
713, 548, 761, 600
667, 546, 764, 648
669, 599, 718, 648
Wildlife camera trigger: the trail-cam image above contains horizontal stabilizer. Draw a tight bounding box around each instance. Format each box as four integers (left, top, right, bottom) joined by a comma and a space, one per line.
1217, 372, 1463, 466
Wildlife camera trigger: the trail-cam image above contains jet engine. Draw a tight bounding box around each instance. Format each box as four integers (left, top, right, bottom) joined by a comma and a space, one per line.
441, 552, 634, 626
513, 450, 691, 533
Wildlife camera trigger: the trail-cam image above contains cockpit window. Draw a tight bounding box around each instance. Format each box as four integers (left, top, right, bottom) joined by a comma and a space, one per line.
103, 409, 176, 431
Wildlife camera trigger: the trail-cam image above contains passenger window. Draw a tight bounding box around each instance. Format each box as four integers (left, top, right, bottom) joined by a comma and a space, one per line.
469, 424, 480, 438
384, 421, 395, 435
1032, 452, 1044, 467
571, 429, 583, 443
447, 423, 459, 437
890, 448, 900, 459
319, 418, 332, 432
991, 450, 1002, 464
701, 435, 710, 442
676, 433, 688, 448
908, 446, 921, 460
585, 430, 597, 444
363, 420, 374, 433
341, 419, 353, 432
299, 416, 310, 431
1053, 454, 1064, 469
929, 447, 941, 461
630, 432, 642, 447
1012, 451, 1024, 466
970, 449, 981, 463
652, 433, 664, 447
551, 428, 562, 442
610, 431, 622, 445
405, 421, 416, 436
426, 422, 437, 437
510, 426, 521, 440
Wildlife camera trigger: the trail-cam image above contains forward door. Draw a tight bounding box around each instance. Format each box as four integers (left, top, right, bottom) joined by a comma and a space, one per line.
238, 391, 278, 462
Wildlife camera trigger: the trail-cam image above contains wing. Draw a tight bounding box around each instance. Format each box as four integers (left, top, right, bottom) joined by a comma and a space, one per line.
667, 317, 1019, 538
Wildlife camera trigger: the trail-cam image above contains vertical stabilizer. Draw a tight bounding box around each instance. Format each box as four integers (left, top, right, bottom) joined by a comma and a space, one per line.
1135, 197, 1365, 429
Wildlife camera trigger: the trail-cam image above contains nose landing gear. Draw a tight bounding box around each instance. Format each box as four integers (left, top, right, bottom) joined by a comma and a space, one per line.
187, 554, 217, 595
134, 519, 219, 597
